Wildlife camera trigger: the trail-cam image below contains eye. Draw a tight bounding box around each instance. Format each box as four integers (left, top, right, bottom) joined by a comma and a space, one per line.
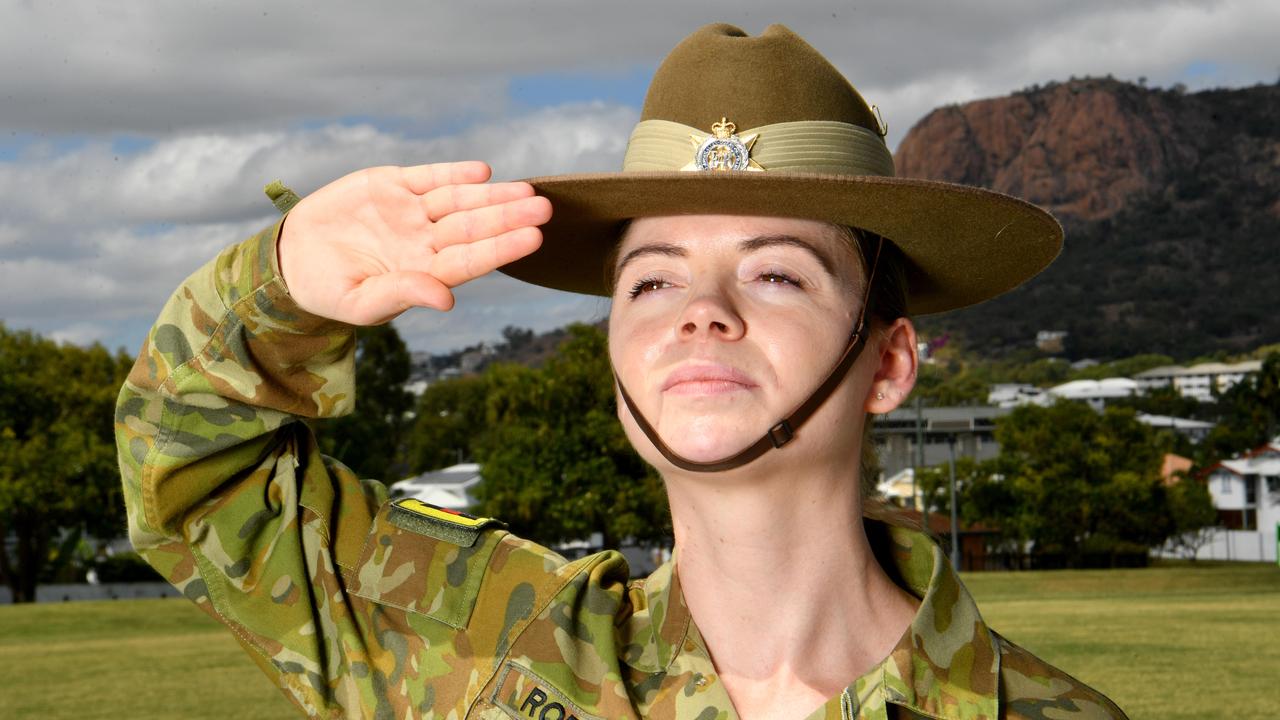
628, 276, 673, 299
757, 270, 804, 288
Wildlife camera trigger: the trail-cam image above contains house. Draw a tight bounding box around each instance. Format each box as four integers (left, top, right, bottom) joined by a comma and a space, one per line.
1206, 440, 1280, 532
1044, 377, 1139, 410
987, 383, 1044, 408
1135, 413, 1215, 443
874, 507, 1001, 572
876, 467, 922, 510
872, 405, 1006, 478
1035, 330, 1067, 353
1190, 438, 1280, 562
1133, 360, 1262, 402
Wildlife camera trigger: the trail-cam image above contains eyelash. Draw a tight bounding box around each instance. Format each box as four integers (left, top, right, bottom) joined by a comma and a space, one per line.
626, 271, 804, 299
757, 270, 804, 288
628, 277, 671, 299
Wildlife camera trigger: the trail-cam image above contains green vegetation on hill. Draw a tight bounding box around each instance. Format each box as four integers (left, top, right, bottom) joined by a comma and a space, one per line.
914, 81, 1280, 359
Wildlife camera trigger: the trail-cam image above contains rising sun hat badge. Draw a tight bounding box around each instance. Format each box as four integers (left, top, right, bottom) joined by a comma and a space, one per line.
683, 117, 765, 172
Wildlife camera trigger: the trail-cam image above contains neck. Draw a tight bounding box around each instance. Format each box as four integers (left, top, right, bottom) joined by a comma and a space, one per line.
664, 458, 918, 711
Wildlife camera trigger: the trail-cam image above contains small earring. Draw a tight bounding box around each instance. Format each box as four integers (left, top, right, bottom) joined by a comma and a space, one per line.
875, 391, 885, 401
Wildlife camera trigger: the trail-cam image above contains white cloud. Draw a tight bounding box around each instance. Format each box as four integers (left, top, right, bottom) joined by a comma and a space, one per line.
0, 102, 634, 352
2, 1, 1275, 139
3, 0, 1277, 353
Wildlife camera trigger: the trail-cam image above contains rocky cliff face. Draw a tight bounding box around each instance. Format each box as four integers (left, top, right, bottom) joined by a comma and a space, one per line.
893, 78, 1280, 359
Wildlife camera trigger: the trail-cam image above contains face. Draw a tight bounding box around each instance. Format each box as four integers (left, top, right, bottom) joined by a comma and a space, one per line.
608, 214, 872, 470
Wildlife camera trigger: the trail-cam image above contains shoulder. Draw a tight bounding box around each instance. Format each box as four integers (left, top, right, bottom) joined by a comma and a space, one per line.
994, 631, 1129, 719
343, 499, 634, 636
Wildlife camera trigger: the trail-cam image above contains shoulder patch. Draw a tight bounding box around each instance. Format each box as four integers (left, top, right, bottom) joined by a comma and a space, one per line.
491, 661, 604, 720
389, 499, 505, 547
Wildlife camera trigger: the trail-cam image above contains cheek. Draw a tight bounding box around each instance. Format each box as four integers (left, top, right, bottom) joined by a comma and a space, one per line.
753, 311, 850, 385
608, 309, 668, 388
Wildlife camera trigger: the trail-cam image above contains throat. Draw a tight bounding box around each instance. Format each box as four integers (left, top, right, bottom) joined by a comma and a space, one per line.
670, 489, 918, 719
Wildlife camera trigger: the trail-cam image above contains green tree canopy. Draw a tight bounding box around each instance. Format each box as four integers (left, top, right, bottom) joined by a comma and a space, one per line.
1199, 352, 1280, 465
0, 325, 132, 602
405, 373, 489, 471
990, 401, 1173, 558
471, 324, 670, 549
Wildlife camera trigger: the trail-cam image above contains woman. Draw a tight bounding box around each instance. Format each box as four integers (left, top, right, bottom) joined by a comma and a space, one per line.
117, 24, 1126, 719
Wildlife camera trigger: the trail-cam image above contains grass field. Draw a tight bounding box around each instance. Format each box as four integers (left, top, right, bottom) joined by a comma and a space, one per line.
1, 562, 1276, 719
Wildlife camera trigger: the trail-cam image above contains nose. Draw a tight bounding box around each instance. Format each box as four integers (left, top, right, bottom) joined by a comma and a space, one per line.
676, 287, 745, 342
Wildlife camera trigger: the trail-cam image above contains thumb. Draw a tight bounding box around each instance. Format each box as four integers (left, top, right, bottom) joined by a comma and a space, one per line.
346, 271, 457, 324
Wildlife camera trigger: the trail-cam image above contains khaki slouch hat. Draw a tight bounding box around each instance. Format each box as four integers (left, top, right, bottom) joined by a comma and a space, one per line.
501, 22, 1062, 315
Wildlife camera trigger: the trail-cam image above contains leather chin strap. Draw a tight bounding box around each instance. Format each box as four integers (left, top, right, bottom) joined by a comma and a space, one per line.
616, 237, 884, 473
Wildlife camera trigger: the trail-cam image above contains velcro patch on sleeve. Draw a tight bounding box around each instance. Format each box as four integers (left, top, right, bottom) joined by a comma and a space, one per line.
388, 499, 505, 547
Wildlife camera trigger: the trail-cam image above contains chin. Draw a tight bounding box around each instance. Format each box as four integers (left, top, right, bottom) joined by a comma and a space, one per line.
627, 414, 761, 468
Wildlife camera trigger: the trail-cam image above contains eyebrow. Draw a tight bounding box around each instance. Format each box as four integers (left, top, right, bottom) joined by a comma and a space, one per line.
613, 234, 838, 281
614, 242, 688, 279
737, 234, 837, 277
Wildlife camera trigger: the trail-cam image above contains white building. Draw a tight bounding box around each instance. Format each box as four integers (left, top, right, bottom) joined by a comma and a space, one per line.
876, 468, 923, 510
1191, 438, 1280, 562
987, 383, 1044, 408
1134, 360, 1262, 402
389, 463, 482, 510
1044, 377, 1139, 410
1135, 413, 1215, 443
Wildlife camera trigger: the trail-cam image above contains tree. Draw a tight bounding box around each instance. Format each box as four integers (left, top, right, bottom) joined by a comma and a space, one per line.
990, 401, 1173, 561
1165, 475, 1220, 560
473, 324, 670, 549
315, 323, 414, 482
500, 326, 535, 353
405, 374, 489, 471
0, 325, 132, 602
1199, 352, 1280, 465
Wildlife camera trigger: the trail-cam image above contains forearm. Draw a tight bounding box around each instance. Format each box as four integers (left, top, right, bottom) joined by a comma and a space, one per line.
117, 219, 356, 542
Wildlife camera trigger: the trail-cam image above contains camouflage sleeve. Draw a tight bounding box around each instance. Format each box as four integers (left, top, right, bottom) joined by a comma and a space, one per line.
995, 632, 1130, 719
115, 221, 577, 717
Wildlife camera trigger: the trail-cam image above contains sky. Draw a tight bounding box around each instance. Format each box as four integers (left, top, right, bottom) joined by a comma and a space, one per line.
1, 0, 1276, 355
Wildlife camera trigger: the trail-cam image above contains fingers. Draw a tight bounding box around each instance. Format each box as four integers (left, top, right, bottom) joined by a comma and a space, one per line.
431, 195, 552, 251
422, 181, 536, 222
399, 161, 491, 195
429, 226, 544, 287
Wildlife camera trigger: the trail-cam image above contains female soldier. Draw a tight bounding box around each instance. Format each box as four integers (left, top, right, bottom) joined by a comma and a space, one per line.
117, 23, 1126, 720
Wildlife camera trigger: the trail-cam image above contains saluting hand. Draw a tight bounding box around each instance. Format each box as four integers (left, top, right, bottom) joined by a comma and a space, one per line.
277, 161, 551, 326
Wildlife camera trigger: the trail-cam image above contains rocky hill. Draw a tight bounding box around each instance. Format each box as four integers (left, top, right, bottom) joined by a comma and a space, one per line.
895, 77, 1280, 360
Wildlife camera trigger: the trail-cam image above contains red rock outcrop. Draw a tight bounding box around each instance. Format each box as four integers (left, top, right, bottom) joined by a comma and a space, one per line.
894, 78, 1263, 221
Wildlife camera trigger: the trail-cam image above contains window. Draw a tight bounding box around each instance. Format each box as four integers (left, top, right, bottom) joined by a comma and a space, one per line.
1244, 475, 1258, 506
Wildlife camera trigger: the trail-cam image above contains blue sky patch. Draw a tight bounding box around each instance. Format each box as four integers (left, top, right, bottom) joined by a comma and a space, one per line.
509, 64, 655, 109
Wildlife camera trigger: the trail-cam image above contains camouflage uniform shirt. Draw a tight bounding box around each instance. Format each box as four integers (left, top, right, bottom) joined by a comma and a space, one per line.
117, 222, 1128, 719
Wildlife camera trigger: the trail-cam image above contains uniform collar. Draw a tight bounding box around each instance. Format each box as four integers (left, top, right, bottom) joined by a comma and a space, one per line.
623, 522, 1001, 719
620, 551, 692, 674
870, 521, 1001, 719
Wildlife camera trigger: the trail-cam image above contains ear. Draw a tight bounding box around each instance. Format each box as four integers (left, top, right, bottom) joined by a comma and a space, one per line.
863, 318, 918, 413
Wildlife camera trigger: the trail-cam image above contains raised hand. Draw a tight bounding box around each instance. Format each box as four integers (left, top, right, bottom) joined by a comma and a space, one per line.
277, 161, 551, 326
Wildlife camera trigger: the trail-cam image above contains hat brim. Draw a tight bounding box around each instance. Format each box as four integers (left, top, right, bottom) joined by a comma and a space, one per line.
501, 171, 1062, 316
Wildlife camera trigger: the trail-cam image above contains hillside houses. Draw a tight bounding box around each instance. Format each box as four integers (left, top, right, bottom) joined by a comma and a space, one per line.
1134, 360, 1263, 402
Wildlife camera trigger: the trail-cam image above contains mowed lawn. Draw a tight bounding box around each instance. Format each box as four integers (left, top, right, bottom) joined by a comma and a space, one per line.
0, 562, 1276, 719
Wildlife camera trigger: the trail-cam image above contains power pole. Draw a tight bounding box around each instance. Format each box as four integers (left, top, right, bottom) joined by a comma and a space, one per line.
948, 435, 960, 571
915, 396, 926, 528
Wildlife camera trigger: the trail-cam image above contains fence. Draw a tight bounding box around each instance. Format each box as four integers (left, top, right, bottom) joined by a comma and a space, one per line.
0, 582, 176, 604
1158, 527, 1278, 563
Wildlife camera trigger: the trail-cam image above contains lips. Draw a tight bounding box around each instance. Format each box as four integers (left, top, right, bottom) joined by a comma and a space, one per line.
661, 362, 758, 395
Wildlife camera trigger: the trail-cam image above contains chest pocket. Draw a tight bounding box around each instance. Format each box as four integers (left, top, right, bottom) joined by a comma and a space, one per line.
346, 500, 504, 628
